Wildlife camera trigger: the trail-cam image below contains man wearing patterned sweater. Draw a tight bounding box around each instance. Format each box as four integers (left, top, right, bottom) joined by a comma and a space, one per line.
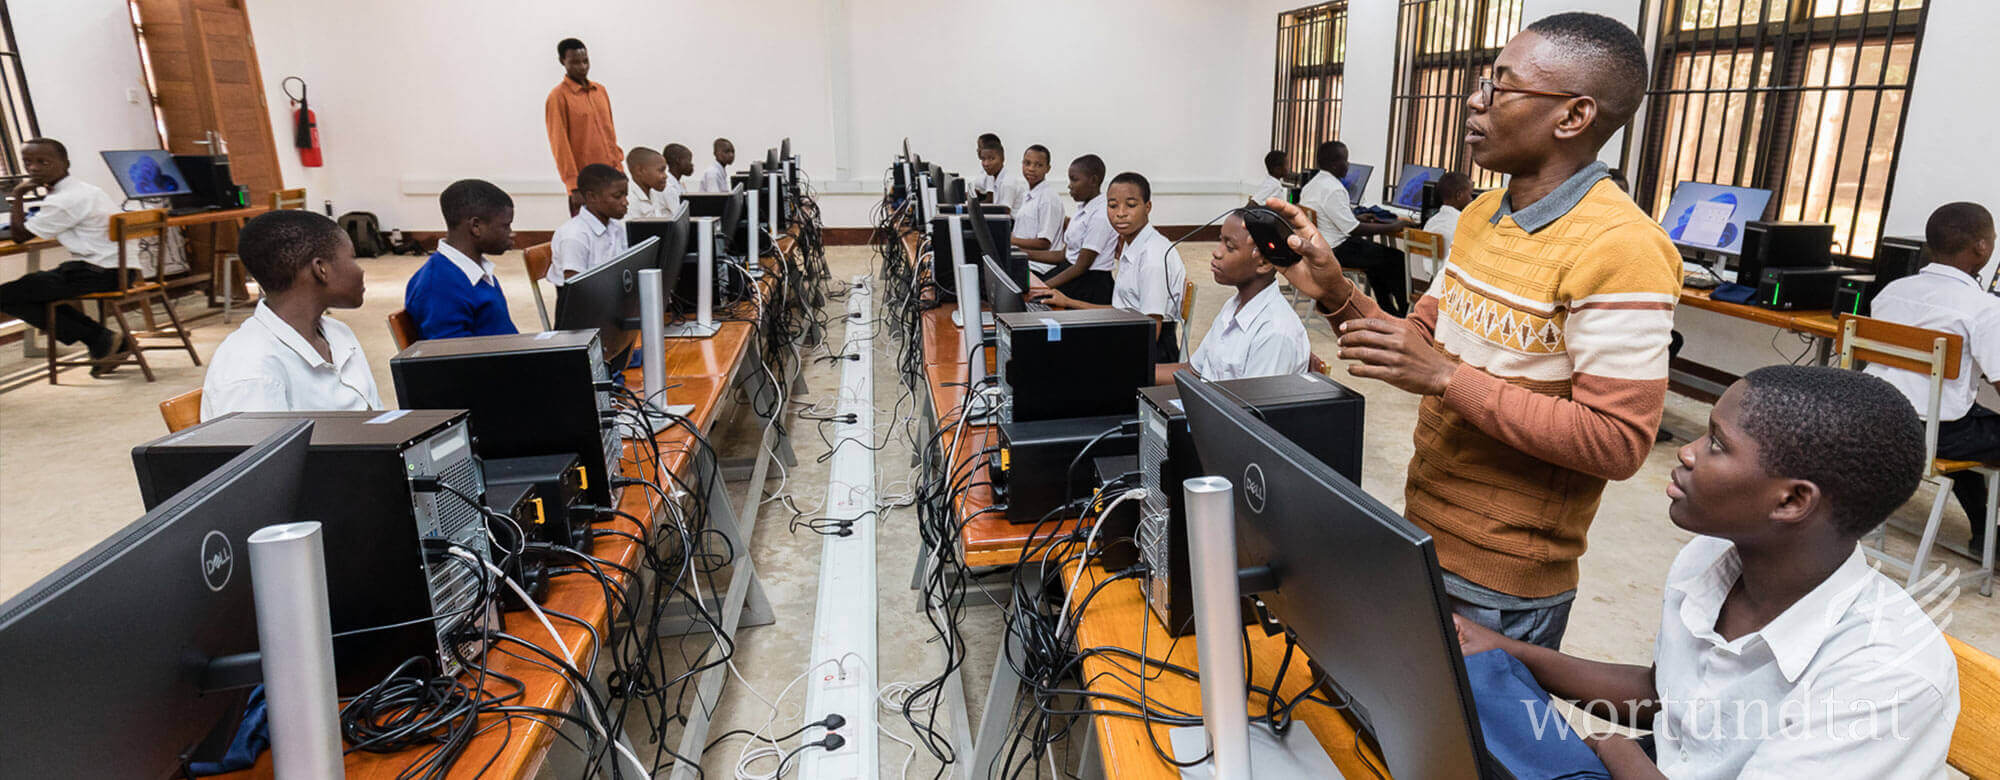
1267, 13, 1679, 649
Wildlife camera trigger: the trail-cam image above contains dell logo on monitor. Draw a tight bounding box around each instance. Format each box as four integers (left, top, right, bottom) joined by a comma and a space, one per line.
1243, 462, 1267, 514
200, 530, 234, 592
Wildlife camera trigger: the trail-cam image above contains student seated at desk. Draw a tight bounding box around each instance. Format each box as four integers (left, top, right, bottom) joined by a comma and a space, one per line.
1010, 144, 1063, 252
1250, 149, 1287, 206
701, 137, 734, 193
1863, 202, 1999, 552
1153, 206, 1309, 384
1022, 154, 1117, 304
405, 179, 519, 340
1423, 171, 1474, 261
0, 138, 137, 373
1035, 172, 1186, 361
1299, 140, 1410, 316
203, 210, 380, 418
971, 133, 1027, 212
1456, 366, 1957, 778
548, 163, 629, 286
661, 143, 694, 210
624, 146, 679, 219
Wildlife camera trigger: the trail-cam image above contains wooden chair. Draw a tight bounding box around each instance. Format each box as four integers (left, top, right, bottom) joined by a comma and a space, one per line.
1835, 314, 1997, 595
1308, 354, 1330, 377
1947, 633, 2000, 778
387, 309, 420, 351
523, 242, 554, 330
159, 388, 202, 433
1400, 227, 1445, 297
271, 188, 307, 211
46, 209, 201, 383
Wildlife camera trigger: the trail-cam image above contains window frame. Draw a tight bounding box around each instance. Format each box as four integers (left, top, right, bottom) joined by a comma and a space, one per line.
1384, 0, 1525, 198
1271, 1, 1350, 183
0, 0, 42, 181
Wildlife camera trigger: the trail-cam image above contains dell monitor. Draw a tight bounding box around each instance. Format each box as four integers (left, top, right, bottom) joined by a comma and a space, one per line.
1340, 163, 1373, 204
766, 147, 781, 174
1392, 163, 1445, 211
982, 254, 1026, 315
626, 208, 694, 313
781, 137, 792, 161
1, 421, 312, 778
554, 235, 662, 371
966, 196, 1026, 288
1176, 372, 1499, 779
1660, 181, 1773, 256
101, 149, 193, 199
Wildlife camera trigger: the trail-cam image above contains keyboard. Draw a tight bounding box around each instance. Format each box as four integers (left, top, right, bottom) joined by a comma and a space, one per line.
167, 204, 221, 217
1025, 300, 1052, 312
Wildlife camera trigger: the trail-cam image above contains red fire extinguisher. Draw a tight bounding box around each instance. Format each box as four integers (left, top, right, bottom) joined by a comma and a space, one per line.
283, 76, 322, 167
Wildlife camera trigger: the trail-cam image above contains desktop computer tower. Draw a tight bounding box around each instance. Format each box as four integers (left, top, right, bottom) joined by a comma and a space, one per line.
1833, 274, 1873, 317
1132, 374, 1365, 635
1874, 235, 1925, 295
390, 331, 620, 506
1736, 221, 1834, 284
1754, 266, 1848, 310
992, 413, 1139, 524
170, 154, 242, 210
130, 410, 499, 694
995, 309, 1155, 424
483, 453, 588, 551
927, 213, 1010, 301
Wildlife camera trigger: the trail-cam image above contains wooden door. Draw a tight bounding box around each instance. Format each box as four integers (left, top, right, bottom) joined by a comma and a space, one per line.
135, 0, 281, 203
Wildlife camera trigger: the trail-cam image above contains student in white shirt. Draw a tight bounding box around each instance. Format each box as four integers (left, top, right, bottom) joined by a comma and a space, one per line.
203, 210, 381, 418
1038, 172, 1186, 361
1155, 207, 1311, 384
1294, 140, 1409, 316
1455, 366, 1957, 779
548, 163, 629, 286
1250, 149, 1287, 206
624, 147, 679, 219
1421, 171, 1475, 264
971, 133, 1027, 212
1022, 154, 1117, 304
1864, 202, 2000, 552
701, 138, 734, 193
661, 143, 694, 210
0, 138, 138, 372
1010, 144, 1064, 252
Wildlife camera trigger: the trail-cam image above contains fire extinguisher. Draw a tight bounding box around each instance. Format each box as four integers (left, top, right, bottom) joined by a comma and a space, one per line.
282, 76, 322, 167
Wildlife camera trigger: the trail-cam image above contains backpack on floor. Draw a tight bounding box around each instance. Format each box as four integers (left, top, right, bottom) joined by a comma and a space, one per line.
336, 211, 385, 258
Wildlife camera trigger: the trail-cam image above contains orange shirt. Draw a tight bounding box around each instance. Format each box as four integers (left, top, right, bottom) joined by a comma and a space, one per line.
544, 79, 622, 191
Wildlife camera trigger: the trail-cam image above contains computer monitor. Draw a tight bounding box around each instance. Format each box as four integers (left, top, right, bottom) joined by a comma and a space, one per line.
901, 138, 912, 163
1340, 163, 1373, 204
1392, 163, 1445, 210
553, 235, 662, 370
983, 254, 1026, 315
0, 420, 312, 777
781, 137, 792, 161
1660, 181, 1773, 256
101, 149, 193, 199
1176, 372, 1498, 779
626, 208, 693, 313
720, 183, 747, 254
766, 147, 781, 173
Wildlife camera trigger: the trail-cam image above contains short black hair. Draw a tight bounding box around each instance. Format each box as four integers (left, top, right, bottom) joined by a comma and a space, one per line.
1025, 144, 1050, 162
662, 143, 692, 167
1736, 365, 1925, 538
1071, 154, 1106, 182
626, 146, 664, 167
1926, 202, 1994, 257
238, 210, 345, 294
1523, 12, 1649, 133
978, 133, 1003, 154
440, 179, 513, 228
713, 138, 732, 152
1436, 172, 1474, 201
575, 163, 626, 195
1263, 150, 1287, 172
557, 38, 586, 60
1314, 140, 1347, 172
1108, 171, 1151, 202
23, 137, 66, 160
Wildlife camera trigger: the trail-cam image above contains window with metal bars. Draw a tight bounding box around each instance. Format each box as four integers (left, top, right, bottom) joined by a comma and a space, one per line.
0, 2, 39, 181
1637, 0, 1928, 259
1384, 0, 1524, 199
1271, 2, 1348, 179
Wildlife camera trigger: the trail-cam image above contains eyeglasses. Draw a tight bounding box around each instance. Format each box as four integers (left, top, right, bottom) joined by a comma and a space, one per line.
1476, 77, 1583, 105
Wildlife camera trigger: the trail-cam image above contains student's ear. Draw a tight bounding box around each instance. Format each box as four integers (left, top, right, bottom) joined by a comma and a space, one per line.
1552, 96, 1601, 141
1767, 478, 1821, 528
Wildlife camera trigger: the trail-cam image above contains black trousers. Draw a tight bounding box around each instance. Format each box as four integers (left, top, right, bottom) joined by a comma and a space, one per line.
1335, 238, 1408, 317
1036, 262, 1115, 306
1936, 406, 2000, 549
0, 261, 121, 346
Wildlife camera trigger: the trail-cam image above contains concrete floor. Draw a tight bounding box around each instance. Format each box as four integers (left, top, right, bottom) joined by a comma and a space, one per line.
2, 242, 1996, 778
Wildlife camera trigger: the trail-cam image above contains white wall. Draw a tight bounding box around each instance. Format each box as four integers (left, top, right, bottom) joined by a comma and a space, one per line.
10, 0, 160, 203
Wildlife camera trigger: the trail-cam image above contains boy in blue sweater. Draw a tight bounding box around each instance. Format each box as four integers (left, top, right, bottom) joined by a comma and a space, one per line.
404, 178, 519, 340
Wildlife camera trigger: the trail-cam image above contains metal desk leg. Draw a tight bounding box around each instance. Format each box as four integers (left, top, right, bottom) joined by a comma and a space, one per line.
666, 447, 775, 780
1075, 721, 1105, 780
966, 570, 1035, 780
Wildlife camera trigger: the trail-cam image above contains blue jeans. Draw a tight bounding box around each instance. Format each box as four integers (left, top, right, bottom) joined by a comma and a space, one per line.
1453, 598, 1574, 651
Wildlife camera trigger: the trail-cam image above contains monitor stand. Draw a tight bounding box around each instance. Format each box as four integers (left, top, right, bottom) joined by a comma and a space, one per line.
949, 310, 993, 330
666, 217, 722, 338
1167, 725, 1343, 780
628, 268, 698, 439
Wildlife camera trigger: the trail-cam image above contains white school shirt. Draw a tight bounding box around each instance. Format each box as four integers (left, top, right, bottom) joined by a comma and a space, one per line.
201, 301, 381, 419
23, 176, 133, 272
1420, 204, 1462, 276
1013, 178, 1065, 248
1650, 536, 1957, 780
1189, 281, 1310, 380
701, 160, 729, 193
1863, 264, 2000, 422
1249, 175, 1285, 207
548, 208, 628, 287
1110, 224, 1186, 320
973, 170, 1028, 213
627, 180, 677, 220
1064, 193, 1119, 272
1297, 171, 1359, 246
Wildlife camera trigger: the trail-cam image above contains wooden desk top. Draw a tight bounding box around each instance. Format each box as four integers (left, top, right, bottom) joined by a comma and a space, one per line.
1066, 563, 1392, 780
654, 320, 756, 377
1677, 285, 1838, 339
